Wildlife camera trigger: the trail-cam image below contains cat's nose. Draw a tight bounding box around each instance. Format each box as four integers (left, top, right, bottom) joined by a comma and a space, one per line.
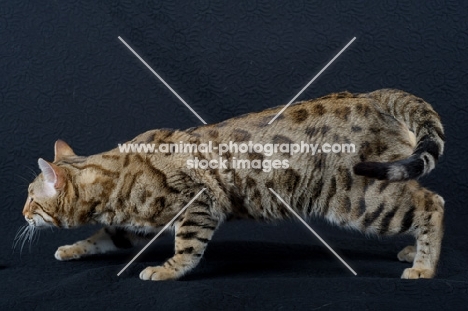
22, 198, 31, 216
23, 210, 32, 220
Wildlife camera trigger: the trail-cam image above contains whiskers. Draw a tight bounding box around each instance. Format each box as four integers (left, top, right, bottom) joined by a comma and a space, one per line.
15, 174, 32, 188
25, 166, 38, 179
12, 224, 40, 255
16, 165, 39, 188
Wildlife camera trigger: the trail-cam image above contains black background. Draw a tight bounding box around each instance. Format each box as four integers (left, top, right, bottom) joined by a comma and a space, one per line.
1, 1, 468, 309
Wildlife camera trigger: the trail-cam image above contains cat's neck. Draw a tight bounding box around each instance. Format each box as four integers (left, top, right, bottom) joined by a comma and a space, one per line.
61, 154, 123, 226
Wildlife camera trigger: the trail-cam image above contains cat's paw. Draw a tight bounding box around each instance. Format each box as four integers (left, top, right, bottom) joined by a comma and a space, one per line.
139, 266, 177, 281
397, 245, 416, 263
54, 244, 87, 261
401, 267, 435, 279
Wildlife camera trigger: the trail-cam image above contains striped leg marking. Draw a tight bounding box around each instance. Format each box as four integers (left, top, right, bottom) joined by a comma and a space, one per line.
140, 204, 219, 281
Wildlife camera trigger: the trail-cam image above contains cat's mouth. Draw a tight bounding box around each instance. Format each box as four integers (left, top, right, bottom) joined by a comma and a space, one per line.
25, 217, 35, 226
13, 215, 57, 253
25, 214, 55, 228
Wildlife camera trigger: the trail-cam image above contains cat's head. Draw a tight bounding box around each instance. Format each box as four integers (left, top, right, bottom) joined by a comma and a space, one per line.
23, 140, 80, 229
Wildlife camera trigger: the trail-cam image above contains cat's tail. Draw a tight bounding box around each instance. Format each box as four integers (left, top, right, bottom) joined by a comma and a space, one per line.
353, 89, 445, 181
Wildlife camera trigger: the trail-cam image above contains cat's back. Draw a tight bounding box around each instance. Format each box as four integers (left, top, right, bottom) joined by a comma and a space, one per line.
185, 91, 414, 164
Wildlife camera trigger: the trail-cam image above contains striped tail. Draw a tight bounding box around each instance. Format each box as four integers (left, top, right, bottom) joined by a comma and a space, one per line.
353, 89, 445, 181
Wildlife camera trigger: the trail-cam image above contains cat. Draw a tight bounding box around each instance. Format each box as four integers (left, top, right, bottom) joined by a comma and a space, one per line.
21, 89, 445, 280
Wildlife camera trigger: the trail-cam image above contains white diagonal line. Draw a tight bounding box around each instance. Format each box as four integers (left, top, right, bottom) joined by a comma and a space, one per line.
117, 188, 206, 276
268, 37, 356, 124
118, 36, 207, 125
268, 188, 357, 276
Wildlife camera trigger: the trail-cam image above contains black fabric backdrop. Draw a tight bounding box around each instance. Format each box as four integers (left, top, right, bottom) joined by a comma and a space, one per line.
1, 1, 468, 309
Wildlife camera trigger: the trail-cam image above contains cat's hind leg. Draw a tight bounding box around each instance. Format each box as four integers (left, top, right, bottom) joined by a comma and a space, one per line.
401, 191, 444, 279
139, 203, 220, 281
358, 180, 444, 279
55, 227, 149, 261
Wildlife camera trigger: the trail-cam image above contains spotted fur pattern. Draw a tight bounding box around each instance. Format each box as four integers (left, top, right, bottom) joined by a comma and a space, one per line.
22, 89, 445, 280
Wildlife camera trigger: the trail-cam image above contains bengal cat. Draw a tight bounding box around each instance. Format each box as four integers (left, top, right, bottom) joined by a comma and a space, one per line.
20, 89, 445, 280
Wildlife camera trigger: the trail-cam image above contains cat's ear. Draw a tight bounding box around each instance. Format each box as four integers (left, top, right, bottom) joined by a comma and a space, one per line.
38, 158, 66, 191
54, 139, 75, 162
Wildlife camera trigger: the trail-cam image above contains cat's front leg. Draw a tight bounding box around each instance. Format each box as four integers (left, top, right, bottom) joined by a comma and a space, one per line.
397, 245, 416, 263
55, 227, 133, 261
140, 204, 220, 281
